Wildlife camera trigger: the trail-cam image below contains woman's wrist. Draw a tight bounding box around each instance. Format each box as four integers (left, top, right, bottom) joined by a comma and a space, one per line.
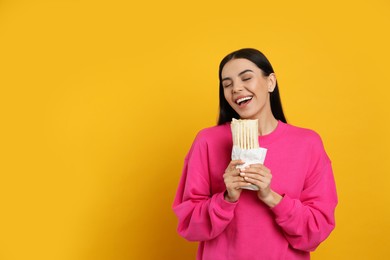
224, 190, 238, 203
260, 190, 282, 208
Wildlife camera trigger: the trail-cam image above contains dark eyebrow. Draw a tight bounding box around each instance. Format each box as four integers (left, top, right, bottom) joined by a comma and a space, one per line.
238, 69, 254, 76
222, 69, 254, 82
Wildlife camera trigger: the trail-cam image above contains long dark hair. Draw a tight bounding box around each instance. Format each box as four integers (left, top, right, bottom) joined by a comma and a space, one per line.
217, 48, 287, 125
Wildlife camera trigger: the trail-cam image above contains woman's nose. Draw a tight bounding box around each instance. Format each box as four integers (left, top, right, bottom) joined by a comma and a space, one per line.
232, 82, 244, 93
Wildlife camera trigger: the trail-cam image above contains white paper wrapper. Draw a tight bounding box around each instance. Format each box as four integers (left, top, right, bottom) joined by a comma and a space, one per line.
231, 145, 268, 190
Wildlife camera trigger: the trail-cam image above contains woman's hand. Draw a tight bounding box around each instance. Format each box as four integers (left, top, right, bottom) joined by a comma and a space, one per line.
223, 160, 251, 202
240, 164, 282, 207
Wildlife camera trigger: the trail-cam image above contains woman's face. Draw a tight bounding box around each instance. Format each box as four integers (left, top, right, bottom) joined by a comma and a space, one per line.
221, 58, 276, 120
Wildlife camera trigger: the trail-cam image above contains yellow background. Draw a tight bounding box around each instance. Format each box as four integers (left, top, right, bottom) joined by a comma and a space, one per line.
1, 0, 389, 259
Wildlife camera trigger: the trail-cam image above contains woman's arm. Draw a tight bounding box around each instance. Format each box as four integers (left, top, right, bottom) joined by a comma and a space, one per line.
241, 133, 338, 251
271, 160, 338, 251
172, 133, 237, 241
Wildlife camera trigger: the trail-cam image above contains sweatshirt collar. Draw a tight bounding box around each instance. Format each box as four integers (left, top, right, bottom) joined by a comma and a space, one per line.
258, 120, 287, 146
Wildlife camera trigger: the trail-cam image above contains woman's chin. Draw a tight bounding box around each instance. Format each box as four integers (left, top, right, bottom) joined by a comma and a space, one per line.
238, 115, 256, 120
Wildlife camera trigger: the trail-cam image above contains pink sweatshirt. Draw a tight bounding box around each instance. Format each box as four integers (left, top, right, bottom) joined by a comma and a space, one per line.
173, 121, 337, 260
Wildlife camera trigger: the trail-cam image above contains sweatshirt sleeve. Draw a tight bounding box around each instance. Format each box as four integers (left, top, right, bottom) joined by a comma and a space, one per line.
172, 132, 237, 241
271, 134, 338, 252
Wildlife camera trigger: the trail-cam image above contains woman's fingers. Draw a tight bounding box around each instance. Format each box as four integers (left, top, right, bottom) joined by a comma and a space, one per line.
223, 168, 240, 180
224, 173, 246, 185
243, 175, 271, 185
247, 163, 270, 172
229, 179, 253, 189
227, 160, 245, 171
232, 176, 247, 183
241, 164, 270, 176
241, 171, 271, 180
224, 160, 245, 178
239, 165, 272, 188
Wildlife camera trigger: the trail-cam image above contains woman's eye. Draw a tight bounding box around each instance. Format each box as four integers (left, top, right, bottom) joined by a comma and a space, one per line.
223, 83, 232, 88
242, 77, 251, 81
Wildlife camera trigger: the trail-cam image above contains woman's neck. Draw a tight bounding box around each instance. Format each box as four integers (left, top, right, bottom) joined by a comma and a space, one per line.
257, 116, 278, 136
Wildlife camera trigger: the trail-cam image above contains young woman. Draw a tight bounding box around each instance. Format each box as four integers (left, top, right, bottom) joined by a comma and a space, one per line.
173, 48, 337, 260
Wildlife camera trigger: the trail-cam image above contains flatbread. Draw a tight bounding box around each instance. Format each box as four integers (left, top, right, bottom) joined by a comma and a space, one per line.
231, 119, 259, 149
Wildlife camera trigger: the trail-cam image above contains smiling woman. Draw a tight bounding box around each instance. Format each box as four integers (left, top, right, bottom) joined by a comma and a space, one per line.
218, 49, 287, 129
173, 48, 338, 260
221, 58, 277, 131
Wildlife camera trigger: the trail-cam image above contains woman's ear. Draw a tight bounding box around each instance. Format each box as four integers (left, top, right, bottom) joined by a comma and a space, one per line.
268, 73, 277, 92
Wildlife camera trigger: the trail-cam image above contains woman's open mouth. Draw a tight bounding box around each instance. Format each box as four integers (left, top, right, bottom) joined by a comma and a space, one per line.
235, 96, 253, 107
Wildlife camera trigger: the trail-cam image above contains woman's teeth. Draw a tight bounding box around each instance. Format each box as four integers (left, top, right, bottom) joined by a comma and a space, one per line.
236, 96, 252, 105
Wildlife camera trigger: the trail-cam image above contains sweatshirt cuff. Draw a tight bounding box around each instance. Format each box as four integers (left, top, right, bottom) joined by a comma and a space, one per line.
270, 194, 296, 222
215, 192, 238, 212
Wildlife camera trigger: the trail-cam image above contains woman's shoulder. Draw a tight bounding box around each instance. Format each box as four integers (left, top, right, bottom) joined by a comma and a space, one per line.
283, 122, 324, 144
184, 124, 232, 159
197, 123, 231, 137
195, 123, 231, 142
283, 122, 331, 163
